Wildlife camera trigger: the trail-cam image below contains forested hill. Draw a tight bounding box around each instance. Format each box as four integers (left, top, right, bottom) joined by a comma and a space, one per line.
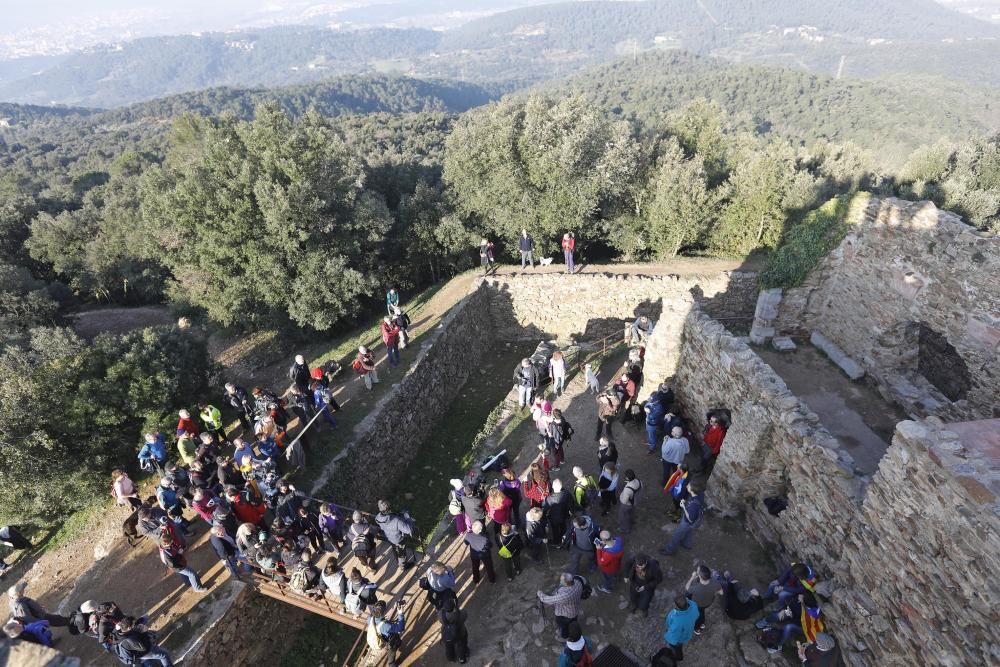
542, 52, 1000, 166
0, 27, 444, 109
0, 102, 95, 125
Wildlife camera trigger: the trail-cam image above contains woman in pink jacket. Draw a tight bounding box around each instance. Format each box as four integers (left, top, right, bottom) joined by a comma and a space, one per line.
485, 487, 512, 545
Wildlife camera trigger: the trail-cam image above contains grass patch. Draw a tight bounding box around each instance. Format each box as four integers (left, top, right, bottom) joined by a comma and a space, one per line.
42, 502, 105, 554
279, 617, 362, 667
758, 192, 871, 288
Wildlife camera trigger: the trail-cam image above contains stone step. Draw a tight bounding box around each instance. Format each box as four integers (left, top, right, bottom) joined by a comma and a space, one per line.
810, 331, 865, 380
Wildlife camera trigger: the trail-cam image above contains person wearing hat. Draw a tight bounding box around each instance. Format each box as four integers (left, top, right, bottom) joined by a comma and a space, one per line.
354, 346, 379, 390
289, 354, 311, 393
3, 618, 52, 647
7, 581, 69, 627
798, 632, 843, 667
664, 594, 700, 661
557, 621, 593, 667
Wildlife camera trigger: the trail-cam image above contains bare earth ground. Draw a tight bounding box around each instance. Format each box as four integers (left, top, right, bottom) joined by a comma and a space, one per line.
6, 260, 754, 665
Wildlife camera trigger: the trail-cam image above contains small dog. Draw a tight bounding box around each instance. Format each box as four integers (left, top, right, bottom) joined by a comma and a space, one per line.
539, 257, 554, 266
583, 363, 600, 394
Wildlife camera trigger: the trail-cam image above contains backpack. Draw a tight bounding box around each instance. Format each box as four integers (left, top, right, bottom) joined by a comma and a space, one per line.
447, 492, 462, 516
351, 359, 364, 374
573, 646, 593, 667
344, 592, 364, 615
289, 567, 309, 594
573, 574, 593, 600
575, 477, 598, 509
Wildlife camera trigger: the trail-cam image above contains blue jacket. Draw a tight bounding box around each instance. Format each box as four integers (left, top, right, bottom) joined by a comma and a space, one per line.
664, 601, 699, 645
138, 433, 167, 463
644, 398, 665, 427
519, 235, 534, 252
156, 484, 180, 510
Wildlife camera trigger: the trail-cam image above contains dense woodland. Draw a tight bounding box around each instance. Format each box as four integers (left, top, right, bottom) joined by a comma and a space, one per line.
1, 0, 999, 524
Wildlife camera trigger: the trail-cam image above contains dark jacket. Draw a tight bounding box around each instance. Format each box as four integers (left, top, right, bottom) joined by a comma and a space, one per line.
543, 490, 571, 521
460, 492, 486, 523
223, 386, 252, 413
210, 532, 238, 560
624, 556, 663, 592
513, 363, 540, 389
463, 531, 491, 558
519, 234, 534, 252
289, 362, 311, 389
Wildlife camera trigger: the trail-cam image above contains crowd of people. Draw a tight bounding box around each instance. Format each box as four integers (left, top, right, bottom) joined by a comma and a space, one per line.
1, 287, 845, 667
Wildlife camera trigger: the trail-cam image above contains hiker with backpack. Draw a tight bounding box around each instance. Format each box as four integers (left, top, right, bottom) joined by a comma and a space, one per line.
618, 469, 643, 533
664, 595, 700, 661
109, 615, 174, 666
537, 572, 584, 641
597, 463, 619, 517
661, 482, 706, 556
366, 600, 406, 667
381, 316, 402, 368
311, 378, 338, 427
353, 346, 380, 390
623, 553, 663, 617
138, 433, 168, 476
571, 466, 598, 512
660, 426, 690, 488
419, 562, 458, 610
497, 522, 523, 582
391, 306, 411, 348
344, 567, 379, 615
348, 511, 378, 573
543, 478, 571, 545
558, 621, 594, 667
525, 507, 548, 564
375, 500, 418, 569
290, 549, 323, 598
545, 409, 573, 471
438, 597, 470, 664
595, 392, 619, 441
158, 530, 206, 592
289, 354, 311, 393
321, 558, 347, 605
513, 357, 540, 409
463, 520, 496, 584
563, 514, 599, 576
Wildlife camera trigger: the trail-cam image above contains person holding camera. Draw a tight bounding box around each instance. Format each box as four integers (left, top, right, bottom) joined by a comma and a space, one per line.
367, 600, 406, 667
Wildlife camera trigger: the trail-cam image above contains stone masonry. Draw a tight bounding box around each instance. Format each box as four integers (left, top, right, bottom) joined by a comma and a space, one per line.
665, 309, 1000, 667
771, 197, 999, 422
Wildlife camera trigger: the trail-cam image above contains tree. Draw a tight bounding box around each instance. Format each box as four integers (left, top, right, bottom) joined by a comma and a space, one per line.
645, 138, 716, 257
710, 149, 792, 256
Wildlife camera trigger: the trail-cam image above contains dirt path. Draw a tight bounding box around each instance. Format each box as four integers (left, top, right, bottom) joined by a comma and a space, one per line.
72, 305, 173, 339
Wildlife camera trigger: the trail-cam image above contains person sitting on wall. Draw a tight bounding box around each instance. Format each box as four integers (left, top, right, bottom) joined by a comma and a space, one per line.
766, 562, 819, 607
629, 315, 655, 345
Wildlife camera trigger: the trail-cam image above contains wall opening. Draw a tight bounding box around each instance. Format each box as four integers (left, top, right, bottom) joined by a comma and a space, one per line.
913, 323, 971, 401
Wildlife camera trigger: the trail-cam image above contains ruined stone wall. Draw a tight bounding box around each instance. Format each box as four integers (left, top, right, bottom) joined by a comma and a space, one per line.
325, 284, 494, 507
773, 197, 999, 422
483, 271, 757, 342
669, 309, 1000, 667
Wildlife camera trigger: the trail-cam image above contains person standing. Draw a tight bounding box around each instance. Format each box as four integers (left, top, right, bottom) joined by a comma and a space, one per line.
644, 390, 667, 454
420, 562, 457, 610
197, 402, 228, 445
386, 287, 400, 315
438, 598, 470, 664
158, 532, 206, 593
391, 306, 411, 348
479, 239, 495, 276
595, 392, 618, 442
664, 595, 700, 661
543, 478, 570, 545
519, 229, 535, 269
538, 573, 584, 641
463, 521, 496, 584
288, 355, 311, 393
613, 374, 637, 425
484, 487, 513, 545
311, 380, 339, 427
618, 469, 642, 533
685, 565, 721, 634
210, 524, 244, 580
222, 382, 254, 432
548, 350, 566, 396
524, 507, 548, 564
595, 530, 624, 594
563, 514, 598, 575
497, 523, 523, 582
498, 467, 524, 530
558, 622, 594, 667
597, 463, 619, 518
138, 432, 168, 475
111, 470, 141, 510
367, 601, 406, 667
660, 426, 690, 487
702, 413, 728, 475
623, 553, 663, 617
348, 511, 378, 573
561, 232, 575, 274
660, 483, 705, 555
381, 317, 402, 368
375, 501, 417, 569
512, 358, 540, 409
354, 346, 379, 390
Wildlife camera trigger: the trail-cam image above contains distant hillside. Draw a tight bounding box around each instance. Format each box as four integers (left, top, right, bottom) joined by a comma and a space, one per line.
1, 0, 998, 109
0, 27, 444, 108
544, 52, 1000, 166
0, 102, 94, 126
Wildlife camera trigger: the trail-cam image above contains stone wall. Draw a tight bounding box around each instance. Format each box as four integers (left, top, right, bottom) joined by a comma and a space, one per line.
667, 309, 1000, 667
315, 284, 495, 507
482, 271, 757, 342
772, 197, 999, 422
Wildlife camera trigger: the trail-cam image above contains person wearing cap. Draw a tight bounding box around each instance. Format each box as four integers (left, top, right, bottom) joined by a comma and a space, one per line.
381, 316, 402, 368
463, 520, 496, 584
595, 530, 624, 593
664, 594, 700, 661
557, 621, 593, 667
354, 346, 379, 390
537, 572, 583, 640
798, 631, 843, 667
623, 553, 663, 616
8, 581, 69, 627
512, 357, 540, 409
288, 354, 311, 393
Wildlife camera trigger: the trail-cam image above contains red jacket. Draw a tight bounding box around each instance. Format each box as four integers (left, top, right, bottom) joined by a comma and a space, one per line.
562, 236, 575, 251
596, 537, 624, 574
380, 321, 400, 346
230, 496, 266, 525
704, 424, 728, 456
176, 417, 200, 436
486, 495, 512, 525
